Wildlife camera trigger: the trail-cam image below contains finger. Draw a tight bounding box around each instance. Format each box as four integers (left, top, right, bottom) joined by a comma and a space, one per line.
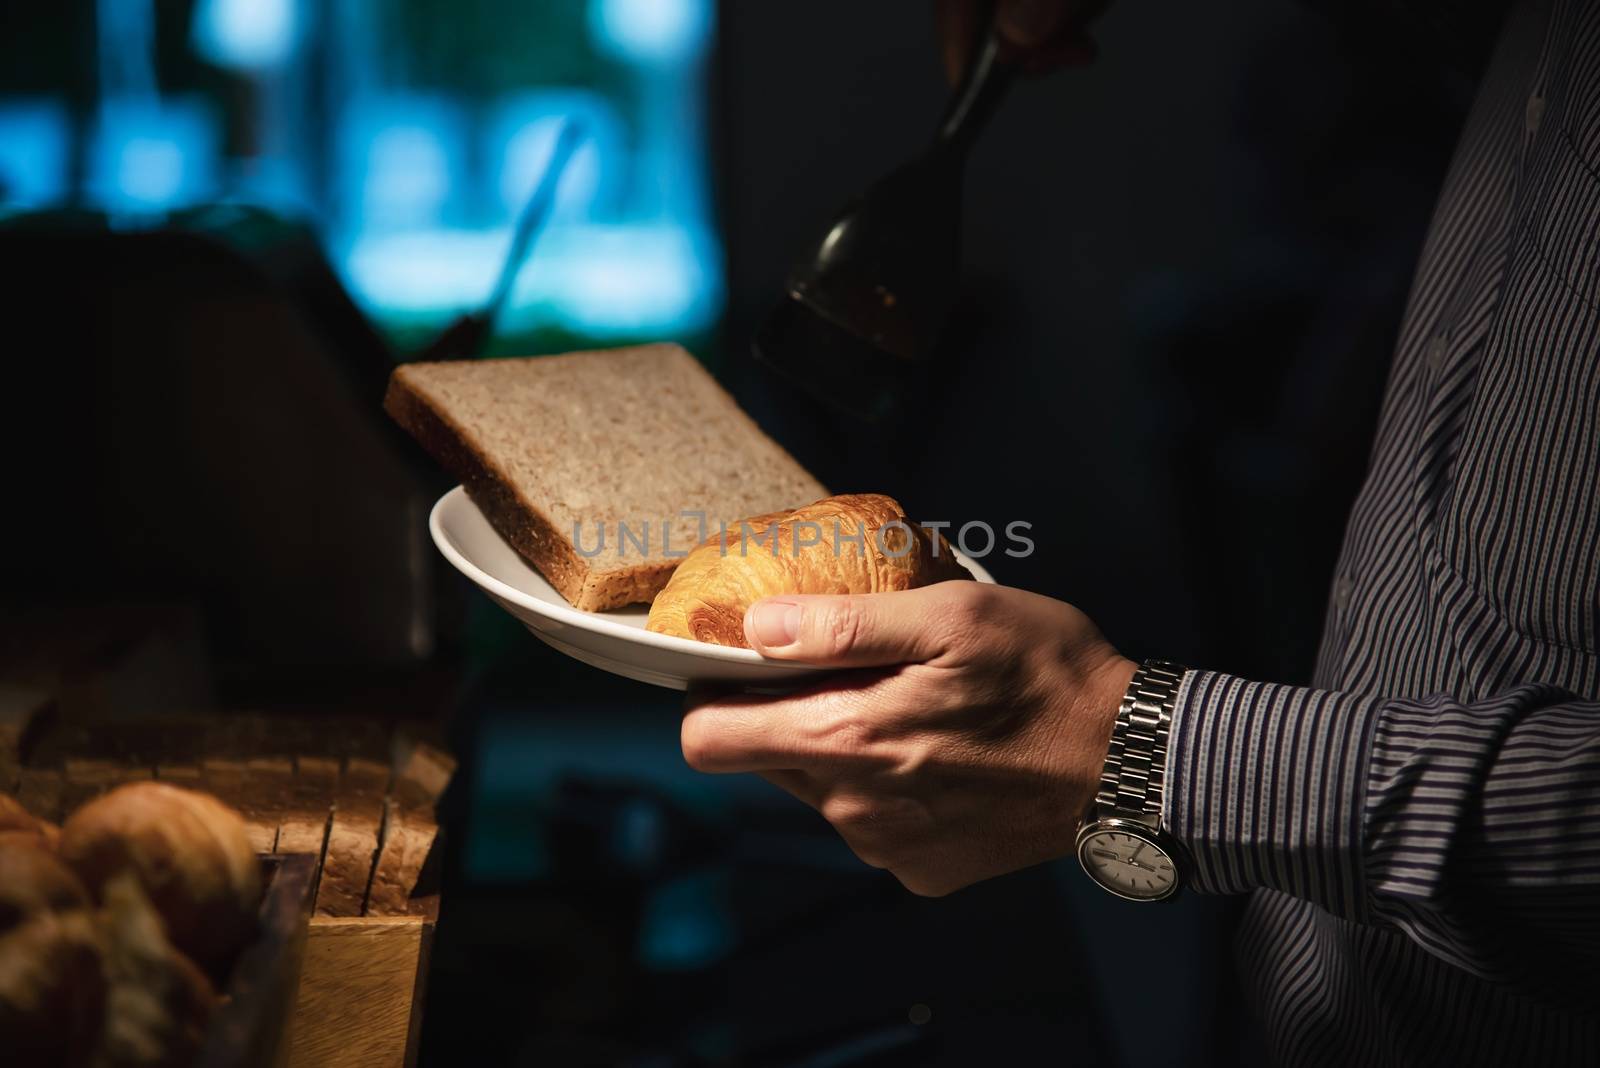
744, 581, 984, 666
935, 0, 982, 85
996, 1, 1105, 74
682, 704, 786, 773
680, 671, 902, 773
995, 0, 1069, 50
759, 770, 824, 810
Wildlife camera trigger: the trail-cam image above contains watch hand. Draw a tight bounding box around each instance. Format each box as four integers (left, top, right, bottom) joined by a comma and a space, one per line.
1093, 848, 1151, 869
1093, 848, 1153, 871
1129, 842, 1148, 865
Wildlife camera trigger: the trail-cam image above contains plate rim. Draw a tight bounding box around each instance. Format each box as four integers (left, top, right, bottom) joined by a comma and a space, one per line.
428, 485, 996, 666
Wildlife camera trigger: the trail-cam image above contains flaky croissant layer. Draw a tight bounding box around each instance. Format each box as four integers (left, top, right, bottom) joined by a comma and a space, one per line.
645, 494, 971, 647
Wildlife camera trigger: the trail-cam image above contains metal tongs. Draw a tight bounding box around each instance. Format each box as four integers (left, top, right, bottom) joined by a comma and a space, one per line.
753, 8, 1015, 422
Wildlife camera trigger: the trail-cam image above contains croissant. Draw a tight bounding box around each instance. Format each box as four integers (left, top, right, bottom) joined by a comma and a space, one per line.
646, 493, 970, 647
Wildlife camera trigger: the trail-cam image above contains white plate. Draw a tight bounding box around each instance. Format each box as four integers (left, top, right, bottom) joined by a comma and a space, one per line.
428, 486, 996, 690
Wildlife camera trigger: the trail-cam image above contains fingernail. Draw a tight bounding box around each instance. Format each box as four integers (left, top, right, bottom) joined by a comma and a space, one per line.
999, 0, 1062, 46
749, 601, 802, 648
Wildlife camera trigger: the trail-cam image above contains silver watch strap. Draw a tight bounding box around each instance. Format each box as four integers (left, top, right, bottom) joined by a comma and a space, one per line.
1094, 659, 1187, 822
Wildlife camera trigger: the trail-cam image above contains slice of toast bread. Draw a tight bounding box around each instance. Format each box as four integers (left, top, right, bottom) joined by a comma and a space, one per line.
385, 344, 826, 611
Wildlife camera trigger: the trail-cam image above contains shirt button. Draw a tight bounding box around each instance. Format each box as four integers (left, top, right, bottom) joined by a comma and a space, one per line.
1427, 337, 1447, 371
1334, 575, 1354, 613
1526, 92, 1544, 134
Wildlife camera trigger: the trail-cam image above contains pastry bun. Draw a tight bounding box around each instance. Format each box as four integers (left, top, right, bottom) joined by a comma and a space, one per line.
648, 493, 970, 647
59, 782, 261, 970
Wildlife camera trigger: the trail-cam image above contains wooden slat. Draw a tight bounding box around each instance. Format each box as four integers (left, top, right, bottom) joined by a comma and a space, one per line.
288, 916, 428, 1068
198, 854, 317, 1068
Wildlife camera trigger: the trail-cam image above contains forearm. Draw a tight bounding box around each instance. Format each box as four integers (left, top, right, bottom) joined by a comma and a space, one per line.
1167, 670, 1600, 1005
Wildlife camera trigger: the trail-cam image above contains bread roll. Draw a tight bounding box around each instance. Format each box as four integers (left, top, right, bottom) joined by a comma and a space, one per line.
0, 791, 61, 851
0, 841, 90, 932
93, 870, 218, 1068
0, 790, 41, 834
60, 782, 261, 970
0, 907, 105, 1064
647, 494, 971, 647
0, 828, 55, 853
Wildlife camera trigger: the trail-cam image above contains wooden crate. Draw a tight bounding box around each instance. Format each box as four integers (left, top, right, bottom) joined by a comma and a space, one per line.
3, 714, 451, 1068
289, 896, 439, 1068
0, 623, 453, 1068
200, 853, 318, 1068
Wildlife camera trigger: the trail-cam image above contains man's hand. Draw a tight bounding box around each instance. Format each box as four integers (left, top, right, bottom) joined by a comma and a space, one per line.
936, 0, 1112, 83
680, 582, 1136, 896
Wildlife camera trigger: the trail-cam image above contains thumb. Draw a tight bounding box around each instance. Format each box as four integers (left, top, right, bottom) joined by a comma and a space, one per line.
996, 0, 1067, 48
744, 584, 969, 666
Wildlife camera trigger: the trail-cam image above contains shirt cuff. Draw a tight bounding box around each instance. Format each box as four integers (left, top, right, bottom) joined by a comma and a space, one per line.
1163, 670, 1384, 919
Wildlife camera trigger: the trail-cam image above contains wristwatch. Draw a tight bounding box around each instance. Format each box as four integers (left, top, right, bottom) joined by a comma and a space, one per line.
1075, 659, 1189, 902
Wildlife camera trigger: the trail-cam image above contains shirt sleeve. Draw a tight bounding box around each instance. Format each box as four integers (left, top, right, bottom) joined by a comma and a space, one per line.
1165, 669, 1600, 1006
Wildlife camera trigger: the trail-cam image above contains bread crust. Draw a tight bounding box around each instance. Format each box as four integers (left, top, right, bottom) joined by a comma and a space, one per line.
315, 757, 386, 918
384, 348, 825, 613
387, 365, 688, 612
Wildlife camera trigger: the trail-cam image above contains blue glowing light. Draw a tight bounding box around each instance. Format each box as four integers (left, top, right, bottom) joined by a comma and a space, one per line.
226, 154, 308, 213
0, 100, 69, 209
338, 96, 465, 232
325, 11, 721, 337
500, 119, 600, 220
191, 0, 300, 69
118, 138, 185, 202
88, 99, 218, 213
638, 871, 732, 971
589, 0, 712, 64
339, 220, 722, 335
365, 126, 451, 222
488, 92, 626, 220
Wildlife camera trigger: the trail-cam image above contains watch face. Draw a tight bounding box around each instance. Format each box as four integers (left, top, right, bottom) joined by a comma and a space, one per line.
1077, 827, 1178, 901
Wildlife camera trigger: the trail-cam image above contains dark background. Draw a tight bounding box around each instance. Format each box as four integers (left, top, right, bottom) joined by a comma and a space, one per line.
0, 0, 1481, 1064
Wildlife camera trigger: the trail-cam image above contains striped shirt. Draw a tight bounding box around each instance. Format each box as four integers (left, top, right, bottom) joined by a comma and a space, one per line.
1164, 0, 1600, 1063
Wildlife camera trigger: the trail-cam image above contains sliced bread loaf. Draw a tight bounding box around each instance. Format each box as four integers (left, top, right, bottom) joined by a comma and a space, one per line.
385, 344, 826, 611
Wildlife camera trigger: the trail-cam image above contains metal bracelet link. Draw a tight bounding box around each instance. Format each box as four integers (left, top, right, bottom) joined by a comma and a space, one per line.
1094, 659, 1186, 820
